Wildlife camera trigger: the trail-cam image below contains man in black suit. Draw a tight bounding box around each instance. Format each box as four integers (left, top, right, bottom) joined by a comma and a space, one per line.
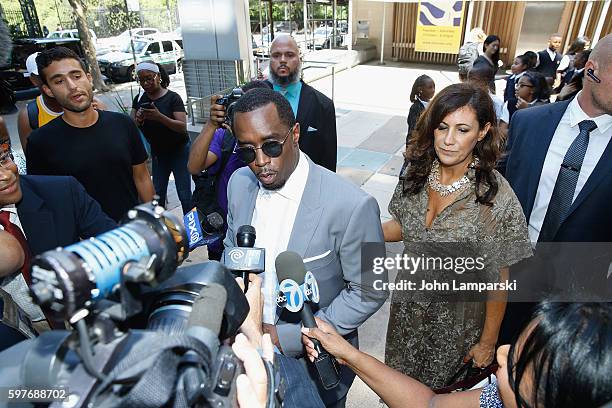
0, 144, 116, 348
268, 35, 337, 172
499, 34, 612, 342
535, 33, 563, 87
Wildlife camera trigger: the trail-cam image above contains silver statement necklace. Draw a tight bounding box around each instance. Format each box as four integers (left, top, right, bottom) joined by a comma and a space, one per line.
427, 160, 473, 197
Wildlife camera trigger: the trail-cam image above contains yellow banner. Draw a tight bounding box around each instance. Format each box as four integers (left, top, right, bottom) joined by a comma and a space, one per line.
415, 0, 465, 54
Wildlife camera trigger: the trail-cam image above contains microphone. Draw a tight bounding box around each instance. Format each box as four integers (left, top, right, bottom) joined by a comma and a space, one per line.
236, 225, 256, 248
186, 282, 227, 357
183, 207, 224, 251
275, 251, 340, 390
223, 225, 265, 292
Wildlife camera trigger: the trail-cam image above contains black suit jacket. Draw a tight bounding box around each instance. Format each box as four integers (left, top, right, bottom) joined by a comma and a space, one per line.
499, 100, 612, 342
16, 175, 117, 255
295, 81, 337, 172
502, 100, 612, 241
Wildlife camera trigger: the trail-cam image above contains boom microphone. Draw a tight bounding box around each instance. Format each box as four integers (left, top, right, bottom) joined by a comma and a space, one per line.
184, 207, 224, 251
275, 251, 340, 390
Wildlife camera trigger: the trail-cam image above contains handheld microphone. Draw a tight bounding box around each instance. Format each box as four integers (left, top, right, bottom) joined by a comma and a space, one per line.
275, 251, 340, 390
186, 282, 227, 357
223, 225, 265, 292
183, 207, 224, 251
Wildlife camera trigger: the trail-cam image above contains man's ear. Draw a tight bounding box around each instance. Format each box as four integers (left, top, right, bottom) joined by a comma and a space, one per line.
41, 83, 54, 99
87, 72, 93, 85
292, 122, 300, 145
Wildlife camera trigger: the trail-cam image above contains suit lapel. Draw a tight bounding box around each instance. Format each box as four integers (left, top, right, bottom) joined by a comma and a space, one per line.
287, 158, 323, 258
524, 101, 571, 219
16, 177, 56, 256
565, 137, 612, 220
295, 81, 314, 137
237, 172, 259, 228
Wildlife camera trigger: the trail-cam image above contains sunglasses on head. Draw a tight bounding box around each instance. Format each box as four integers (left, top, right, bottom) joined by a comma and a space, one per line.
234, 125, 295, 164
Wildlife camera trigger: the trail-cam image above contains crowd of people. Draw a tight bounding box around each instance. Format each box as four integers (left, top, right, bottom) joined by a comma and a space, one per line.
0, 25, 610, 408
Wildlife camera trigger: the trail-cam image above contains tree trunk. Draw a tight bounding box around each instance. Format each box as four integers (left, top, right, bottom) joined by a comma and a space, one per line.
268, 0, 274, 41
67, 0, 109, 92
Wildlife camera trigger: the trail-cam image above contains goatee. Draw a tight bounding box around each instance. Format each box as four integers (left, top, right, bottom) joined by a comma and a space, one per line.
270, 62, 301, 87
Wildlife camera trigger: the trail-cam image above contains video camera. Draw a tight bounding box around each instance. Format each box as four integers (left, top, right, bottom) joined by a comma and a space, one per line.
216, 87, 243, 124
0, 201, 283, 408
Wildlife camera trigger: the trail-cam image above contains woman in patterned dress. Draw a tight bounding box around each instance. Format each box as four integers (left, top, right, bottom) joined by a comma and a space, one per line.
382, 83, 532, 388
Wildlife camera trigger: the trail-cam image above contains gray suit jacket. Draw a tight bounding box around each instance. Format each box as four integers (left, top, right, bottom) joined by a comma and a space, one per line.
224, 155, 388, 402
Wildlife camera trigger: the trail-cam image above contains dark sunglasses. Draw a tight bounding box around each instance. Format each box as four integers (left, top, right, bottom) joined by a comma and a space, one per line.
235, 125, 295, 164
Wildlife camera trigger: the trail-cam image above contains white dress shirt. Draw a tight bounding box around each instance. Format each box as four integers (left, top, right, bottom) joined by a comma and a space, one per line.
0, 206, 45, 321
252, 152, 309, 324
528, 93, 612, 242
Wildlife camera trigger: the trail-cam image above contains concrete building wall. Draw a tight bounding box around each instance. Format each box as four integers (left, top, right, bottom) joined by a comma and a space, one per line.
351, 0, 394, 60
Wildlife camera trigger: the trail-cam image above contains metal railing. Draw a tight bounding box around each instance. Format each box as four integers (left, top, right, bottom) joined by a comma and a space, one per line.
186, 59, 345, 125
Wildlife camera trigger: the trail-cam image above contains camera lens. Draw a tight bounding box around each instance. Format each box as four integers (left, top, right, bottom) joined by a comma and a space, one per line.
147, 287, 201, 335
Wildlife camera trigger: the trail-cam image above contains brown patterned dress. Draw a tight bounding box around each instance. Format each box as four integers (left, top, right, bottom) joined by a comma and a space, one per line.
384, 169, 532, 389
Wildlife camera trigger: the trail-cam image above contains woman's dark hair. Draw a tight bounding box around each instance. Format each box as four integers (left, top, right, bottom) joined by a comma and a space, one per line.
523, 71, 551, 101
516, 54, 530, 69
567, 36, 590, 55
410, 75, 433, 103
574, 49, 591, 68
156, 62, 170, 88
402, 83, 501, 205
483, 35, 501, 66
508, 302, 612, 408
524, 51, 538, 70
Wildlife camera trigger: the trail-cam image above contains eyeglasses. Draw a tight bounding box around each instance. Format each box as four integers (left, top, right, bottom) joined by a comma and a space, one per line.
515, 82, 534, 89
234, 125, 295, 164
0, 149, 14, 168
137, 74, 157, 84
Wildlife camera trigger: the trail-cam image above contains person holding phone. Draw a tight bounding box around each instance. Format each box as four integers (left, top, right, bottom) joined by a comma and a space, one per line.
131, 61, 192, 214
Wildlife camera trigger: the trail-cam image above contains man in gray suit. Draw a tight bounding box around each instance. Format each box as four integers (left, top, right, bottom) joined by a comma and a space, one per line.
223, 88, 388, 406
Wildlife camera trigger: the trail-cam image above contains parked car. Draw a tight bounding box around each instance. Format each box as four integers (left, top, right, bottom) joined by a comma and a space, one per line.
46, 29, 111, 56
309, 27, 343, 50
97, 27, 161, 52
47, 28, 97, 42
0, 37, 84, 100
97, 37, 183, 82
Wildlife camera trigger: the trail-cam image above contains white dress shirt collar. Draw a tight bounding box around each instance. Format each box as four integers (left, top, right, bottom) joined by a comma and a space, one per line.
546, 48, 556, 61
569, 92, 612, 135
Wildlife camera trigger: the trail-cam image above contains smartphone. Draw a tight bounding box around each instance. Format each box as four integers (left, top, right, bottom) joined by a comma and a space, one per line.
140, 102, 153, 109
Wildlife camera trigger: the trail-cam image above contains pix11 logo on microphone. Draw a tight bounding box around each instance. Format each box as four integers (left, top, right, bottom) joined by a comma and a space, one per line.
184, 209, 203, 247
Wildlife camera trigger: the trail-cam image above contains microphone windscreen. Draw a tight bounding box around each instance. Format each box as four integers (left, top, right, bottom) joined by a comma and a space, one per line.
275, 251, 307, 284
207, 212, 224, 230
187, 282, 227, 336
237, 225, 256, 235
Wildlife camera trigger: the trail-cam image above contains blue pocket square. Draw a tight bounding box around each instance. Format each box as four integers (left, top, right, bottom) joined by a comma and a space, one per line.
307, 126, 318, 132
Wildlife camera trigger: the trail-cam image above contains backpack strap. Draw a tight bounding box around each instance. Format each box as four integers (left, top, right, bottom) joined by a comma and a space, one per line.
26, 100, 39, 130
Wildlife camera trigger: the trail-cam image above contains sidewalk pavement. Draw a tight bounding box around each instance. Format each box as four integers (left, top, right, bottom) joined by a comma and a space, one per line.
1, 60, 505, 407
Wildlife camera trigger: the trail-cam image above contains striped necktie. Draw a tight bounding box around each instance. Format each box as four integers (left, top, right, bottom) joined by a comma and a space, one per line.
538, 120, 598, 242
